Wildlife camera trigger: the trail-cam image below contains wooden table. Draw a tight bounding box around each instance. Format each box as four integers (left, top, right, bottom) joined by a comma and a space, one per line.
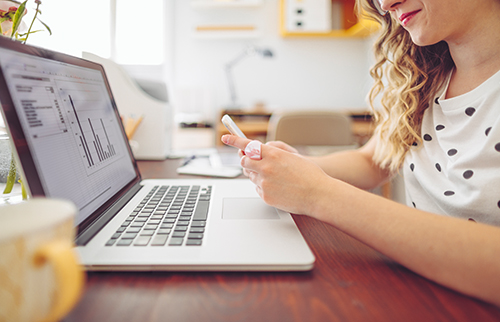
65, 159, 500, 322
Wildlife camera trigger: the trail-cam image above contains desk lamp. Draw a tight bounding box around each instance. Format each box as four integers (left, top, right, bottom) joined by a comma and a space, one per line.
224, 46, 274, 110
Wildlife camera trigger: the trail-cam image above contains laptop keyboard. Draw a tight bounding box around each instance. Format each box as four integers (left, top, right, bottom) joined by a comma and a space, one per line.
105, 185, 211, 247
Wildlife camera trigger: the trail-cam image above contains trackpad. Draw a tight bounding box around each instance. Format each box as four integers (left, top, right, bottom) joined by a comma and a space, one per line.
222, 198, 280, 220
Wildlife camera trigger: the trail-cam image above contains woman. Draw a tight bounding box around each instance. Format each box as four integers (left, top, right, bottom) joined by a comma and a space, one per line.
222, 0, 500, 306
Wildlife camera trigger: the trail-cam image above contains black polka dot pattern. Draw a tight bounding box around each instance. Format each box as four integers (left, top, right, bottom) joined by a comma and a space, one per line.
407, 100, 500, 221
463, 170, 473, 179
465, 107, 476, 116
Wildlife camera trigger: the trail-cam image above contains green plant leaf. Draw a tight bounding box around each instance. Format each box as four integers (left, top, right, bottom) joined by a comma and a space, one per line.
18, 30, 43, 36
3, 157, 17, 194
10, 1, 27, 39
37, 18, 51, 35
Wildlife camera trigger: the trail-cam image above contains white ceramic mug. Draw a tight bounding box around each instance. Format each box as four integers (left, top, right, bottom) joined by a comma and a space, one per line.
0, 198, 84, 322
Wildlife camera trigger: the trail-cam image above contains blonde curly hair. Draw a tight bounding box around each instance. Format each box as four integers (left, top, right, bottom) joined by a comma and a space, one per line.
356, 0, 455, 173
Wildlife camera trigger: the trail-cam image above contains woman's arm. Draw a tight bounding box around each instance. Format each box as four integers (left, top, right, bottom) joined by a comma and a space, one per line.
264, 138, 391, 190
223, 134, 500, 307
306, 137, 392, 190
314, 180, 500, 307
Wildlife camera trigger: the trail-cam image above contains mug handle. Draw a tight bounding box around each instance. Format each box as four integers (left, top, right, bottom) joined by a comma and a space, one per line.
33, 240, 85, 322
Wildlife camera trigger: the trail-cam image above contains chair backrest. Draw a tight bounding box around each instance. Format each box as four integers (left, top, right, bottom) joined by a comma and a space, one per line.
266, 110, 354, 146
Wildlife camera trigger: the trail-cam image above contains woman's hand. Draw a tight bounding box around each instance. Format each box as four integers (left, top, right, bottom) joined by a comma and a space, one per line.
237, 140, 299, 176
265, 140, 299, 154
222, 134, 331, 216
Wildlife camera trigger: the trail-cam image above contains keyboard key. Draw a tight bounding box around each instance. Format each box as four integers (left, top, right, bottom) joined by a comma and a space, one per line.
140, 230, 155, 236
190, 227, 204, 233
134, 236, 151, 246
193, 201, 209, 221
127, 227, 141, 233
105, 239, 117, 246
188, 233, 203, 239
174, 226, 188, 232
117, 239, 133, 246
151, 234, 169, 246
121, 221, 132, 227
172, 232, 186, 238
186, 239, 202, 246
191, 221, 206, 227
157, 228, 171, 234
122, 233, 138, 239
168, 238, 184, 246
111, 233, 121, 239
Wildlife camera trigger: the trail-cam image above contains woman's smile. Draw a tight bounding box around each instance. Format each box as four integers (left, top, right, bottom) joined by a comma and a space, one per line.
399, 10, 421, 27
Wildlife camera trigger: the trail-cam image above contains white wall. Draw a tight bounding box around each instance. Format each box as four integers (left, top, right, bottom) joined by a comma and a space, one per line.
171, 0, 377, 123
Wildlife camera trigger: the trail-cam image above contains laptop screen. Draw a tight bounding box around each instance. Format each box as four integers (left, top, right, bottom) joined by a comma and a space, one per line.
0, 39, 139, 227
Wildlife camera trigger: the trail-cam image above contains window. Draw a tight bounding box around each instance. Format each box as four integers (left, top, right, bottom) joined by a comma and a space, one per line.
27, 0, 164, 65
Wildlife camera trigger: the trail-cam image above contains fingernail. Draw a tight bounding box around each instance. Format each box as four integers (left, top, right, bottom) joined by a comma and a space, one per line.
244, 140, 262, 160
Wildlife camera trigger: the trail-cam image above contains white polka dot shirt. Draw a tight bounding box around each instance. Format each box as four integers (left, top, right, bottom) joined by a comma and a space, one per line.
404, 69, 500, 226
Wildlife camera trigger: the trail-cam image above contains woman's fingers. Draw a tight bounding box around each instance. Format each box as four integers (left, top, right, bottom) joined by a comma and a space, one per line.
221, 134, 252, 150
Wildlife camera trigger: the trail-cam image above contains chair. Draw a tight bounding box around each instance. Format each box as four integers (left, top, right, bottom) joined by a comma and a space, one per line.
266, 110, 357, 153
267, 110, 395, 199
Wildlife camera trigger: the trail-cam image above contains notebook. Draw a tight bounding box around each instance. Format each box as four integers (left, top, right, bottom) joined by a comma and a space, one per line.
0, 37, 314, 271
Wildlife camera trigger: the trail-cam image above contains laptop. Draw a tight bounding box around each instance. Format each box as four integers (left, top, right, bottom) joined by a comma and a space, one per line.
0, 38, 315, 271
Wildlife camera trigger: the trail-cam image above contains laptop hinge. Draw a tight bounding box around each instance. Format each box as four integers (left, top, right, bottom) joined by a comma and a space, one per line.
76, 183, 142, 246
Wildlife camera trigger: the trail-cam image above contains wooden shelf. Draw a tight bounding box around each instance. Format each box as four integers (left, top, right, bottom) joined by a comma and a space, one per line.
193, 25, 260, 39
280, 0, 379, 38
215, 110, 374, 146
191, 0, 263, 8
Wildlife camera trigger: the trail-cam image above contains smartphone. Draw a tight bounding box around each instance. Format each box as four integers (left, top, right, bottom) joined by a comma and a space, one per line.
221, 114, 247, 138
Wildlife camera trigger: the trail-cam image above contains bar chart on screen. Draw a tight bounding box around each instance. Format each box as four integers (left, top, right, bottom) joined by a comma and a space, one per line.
58, 81, 122, 175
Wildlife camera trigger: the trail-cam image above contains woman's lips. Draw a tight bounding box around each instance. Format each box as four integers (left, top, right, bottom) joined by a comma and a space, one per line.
399, 10, 421, 27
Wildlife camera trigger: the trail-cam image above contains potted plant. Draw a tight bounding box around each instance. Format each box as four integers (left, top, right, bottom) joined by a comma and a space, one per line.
1, 0, 50, 197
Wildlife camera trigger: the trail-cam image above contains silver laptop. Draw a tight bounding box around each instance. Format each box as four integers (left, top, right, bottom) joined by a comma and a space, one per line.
0, 38, 314, 271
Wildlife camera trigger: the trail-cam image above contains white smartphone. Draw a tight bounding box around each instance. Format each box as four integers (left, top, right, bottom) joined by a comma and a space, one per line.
221, 114, 247, 138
